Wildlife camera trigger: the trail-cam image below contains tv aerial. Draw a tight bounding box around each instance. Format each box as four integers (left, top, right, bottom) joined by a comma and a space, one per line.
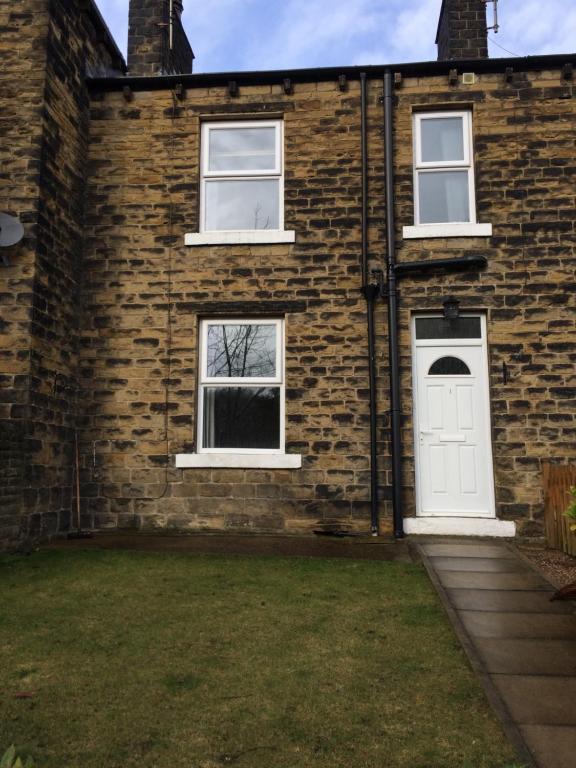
0, 212, 25, 265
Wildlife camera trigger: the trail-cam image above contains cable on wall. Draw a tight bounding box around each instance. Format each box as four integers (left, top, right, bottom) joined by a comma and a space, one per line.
95, 88, 180, 505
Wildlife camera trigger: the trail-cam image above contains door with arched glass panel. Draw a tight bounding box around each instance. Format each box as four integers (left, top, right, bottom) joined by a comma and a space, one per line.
412, 315, 495, 518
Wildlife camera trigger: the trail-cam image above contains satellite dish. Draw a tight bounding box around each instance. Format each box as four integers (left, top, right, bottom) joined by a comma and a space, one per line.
0, 213, 25, 247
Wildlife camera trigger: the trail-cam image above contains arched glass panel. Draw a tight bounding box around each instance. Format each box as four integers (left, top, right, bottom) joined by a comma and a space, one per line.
428, 356, 471, 376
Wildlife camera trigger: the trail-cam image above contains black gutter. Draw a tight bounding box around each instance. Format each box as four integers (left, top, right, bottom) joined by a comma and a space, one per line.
383, 70, 404, 540
359, 72, 380, 537
87, 52, 576, 91
395, 254, 488, 275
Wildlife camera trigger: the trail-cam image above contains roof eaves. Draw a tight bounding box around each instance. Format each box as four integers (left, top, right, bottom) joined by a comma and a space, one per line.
87, 52, 576, 92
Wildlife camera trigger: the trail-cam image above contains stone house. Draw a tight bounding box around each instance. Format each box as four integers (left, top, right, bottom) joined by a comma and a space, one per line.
0, 0, 574, 548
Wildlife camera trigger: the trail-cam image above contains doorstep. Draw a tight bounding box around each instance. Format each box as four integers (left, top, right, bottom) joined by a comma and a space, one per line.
404, 516, 516, 537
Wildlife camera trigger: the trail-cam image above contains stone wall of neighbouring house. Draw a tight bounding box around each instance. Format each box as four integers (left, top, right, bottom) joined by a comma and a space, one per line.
0, 0, 50, 547
80, 78, 392, 535
0, 0, 124, 547
393, 68, 576, 537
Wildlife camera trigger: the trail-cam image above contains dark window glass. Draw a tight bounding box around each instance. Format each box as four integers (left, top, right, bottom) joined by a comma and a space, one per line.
203, 386, 280, 449
206, 324, 276, 378
415, 317, 481, 340
428, 357, 471, 376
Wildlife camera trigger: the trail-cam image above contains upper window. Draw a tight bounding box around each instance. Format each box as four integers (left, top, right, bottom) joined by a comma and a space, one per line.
198, 319, 284, 454
413, 112, 476, 226
200, 121, 284, 233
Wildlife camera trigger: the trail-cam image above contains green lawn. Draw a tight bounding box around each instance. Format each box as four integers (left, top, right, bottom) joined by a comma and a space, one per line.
0, 550, 519, 768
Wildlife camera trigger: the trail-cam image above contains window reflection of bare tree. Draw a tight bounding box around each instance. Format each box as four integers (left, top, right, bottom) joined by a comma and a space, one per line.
207, 325, 278, 447
253, 202, 270, 231
208, 325, 275, 377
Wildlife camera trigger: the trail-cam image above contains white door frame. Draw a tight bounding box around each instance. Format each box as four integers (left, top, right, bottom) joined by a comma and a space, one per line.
407, 313, 514, 536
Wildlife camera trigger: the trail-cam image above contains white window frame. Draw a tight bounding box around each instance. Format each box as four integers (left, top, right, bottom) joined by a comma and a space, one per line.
403, 111, 492, 239
186, 120, 295, 246
197, 318, 286, 455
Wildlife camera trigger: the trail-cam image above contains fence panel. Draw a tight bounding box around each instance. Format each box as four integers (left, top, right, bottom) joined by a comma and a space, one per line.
543, 463, 576, 556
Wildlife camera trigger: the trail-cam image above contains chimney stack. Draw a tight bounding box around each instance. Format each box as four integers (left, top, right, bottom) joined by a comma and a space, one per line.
128, 0, 194, 76
436, 0, 489, 61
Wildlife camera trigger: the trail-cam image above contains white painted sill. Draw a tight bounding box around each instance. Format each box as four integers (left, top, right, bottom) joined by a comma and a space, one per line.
185, 230, 296, 246
175, 453, 302, 469
402, 223, 493, 239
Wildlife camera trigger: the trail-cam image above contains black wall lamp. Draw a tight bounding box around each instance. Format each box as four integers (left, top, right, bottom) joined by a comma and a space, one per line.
442, 296, 460, 320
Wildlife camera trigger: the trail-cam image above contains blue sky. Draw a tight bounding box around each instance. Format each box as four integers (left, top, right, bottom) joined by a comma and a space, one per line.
97, 0, 576, 72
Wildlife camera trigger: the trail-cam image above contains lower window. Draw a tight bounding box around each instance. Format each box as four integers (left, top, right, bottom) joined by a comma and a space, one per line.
198, 318, 284, 453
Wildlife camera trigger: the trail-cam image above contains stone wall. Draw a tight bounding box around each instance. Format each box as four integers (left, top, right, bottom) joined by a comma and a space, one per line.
0, 0, 124, 547
81, 65, 576, 538
0, 0, 50, 547
2, 2, 574, 542
80, 78, 392, 535
394, 67, 576, 536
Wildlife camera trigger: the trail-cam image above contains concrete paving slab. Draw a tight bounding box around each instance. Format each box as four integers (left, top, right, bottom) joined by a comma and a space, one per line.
460, 611, 576, 640
419, 539, 576, 768
520, 725, 576, 768
447, 588, 575, 614
438, 570, 552, 591
430, 556, 529, 573
492, 676, 576, 725
419, 543, 511, 558
474, 638, 576, 675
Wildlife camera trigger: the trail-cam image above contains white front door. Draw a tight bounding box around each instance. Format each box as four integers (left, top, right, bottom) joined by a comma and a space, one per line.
413, 315, 495, 518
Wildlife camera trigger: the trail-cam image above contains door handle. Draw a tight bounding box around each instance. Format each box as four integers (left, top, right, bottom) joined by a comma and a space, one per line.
420, 429, 434, 435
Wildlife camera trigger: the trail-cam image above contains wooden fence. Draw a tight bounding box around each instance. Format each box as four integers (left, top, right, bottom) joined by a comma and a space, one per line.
542, 463, 576, 556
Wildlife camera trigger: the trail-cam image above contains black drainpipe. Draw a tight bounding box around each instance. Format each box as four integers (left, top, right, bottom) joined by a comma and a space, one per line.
382, 73, 488, 539
360, 72, 380, 536
383, 70, 404, 539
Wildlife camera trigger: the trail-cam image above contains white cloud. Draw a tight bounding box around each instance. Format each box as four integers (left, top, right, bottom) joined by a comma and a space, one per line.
489, 0, 576, 57
94, 0, 575, 71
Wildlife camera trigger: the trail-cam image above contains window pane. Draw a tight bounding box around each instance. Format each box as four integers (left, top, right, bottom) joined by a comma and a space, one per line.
428, 357, 471, 376
420, 117, 464, 162
203, 387, 280, 449
418, 171, 470, 224
206, 324, 277, 378
415, 317, 482, 340
205, 179, 279, 231
208, 127, 276, 172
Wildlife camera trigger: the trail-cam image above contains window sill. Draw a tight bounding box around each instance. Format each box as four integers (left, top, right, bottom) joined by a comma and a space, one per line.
175, 453, 302, 469
402, 223, 493, 239
185, 231, 296, 246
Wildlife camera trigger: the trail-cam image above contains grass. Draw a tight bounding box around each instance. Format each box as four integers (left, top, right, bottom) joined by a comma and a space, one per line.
0, 549, 520, 768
